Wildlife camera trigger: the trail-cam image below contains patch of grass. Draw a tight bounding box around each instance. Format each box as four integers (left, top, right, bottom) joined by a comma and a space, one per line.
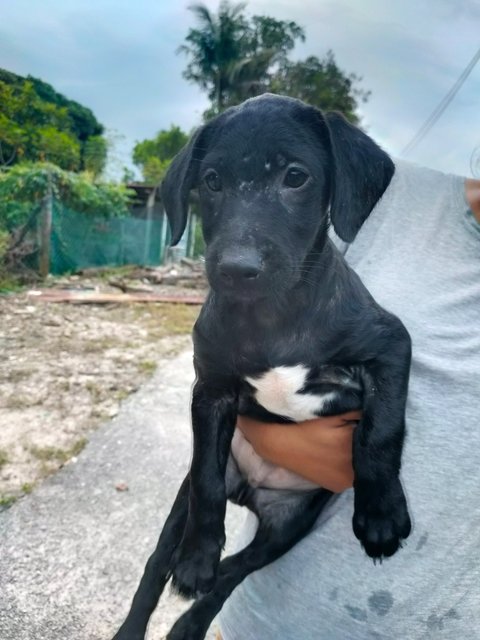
97, 265, 138, 281
0, 449, 9, 469
85, 381, 103, 402
0, 494, 17, 509
137, 360, 157, 375
121, 340, 137, 350
114, 389, 131, 402
4, 368, 34, 384
57, 379, 72, 392
21, 482, 34, 494
90, 408, 113, 422
4, 394, 40, 409
30, 437, 88, 464
81, 337, 119, 354
30, 445, 62, 462
69, 438, 88, 457
0, 272, 24, 294
128, 303, 199, 339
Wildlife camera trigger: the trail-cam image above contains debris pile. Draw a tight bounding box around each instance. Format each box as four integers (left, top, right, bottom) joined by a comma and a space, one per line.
27, 260, 208, 305
108, 258, 207, 293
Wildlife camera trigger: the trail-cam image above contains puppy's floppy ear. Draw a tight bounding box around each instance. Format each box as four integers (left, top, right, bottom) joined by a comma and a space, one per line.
161, 126, 207, 246
326, 112, 395, 243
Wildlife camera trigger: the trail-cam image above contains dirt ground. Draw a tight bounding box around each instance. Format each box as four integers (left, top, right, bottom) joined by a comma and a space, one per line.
0, 269, 204, 507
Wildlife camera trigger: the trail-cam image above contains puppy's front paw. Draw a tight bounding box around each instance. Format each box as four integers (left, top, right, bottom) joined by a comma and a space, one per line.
353, 479, 411, 560
171, 535, 223, 599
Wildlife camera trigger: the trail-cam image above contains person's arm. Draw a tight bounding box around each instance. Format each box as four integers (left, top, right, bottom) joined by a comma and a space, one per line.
466, 178, 480, 222
237, 411, 360, 493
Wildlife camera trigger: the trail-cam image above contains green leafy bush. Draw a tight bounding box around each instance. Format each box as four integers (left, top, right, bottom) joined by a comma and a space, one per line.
0, 162, 133, 221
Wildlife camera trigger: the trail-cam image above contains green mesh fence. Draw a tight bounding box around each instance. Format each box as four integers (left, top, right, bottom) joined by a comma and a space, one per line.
49, 198, 168, 275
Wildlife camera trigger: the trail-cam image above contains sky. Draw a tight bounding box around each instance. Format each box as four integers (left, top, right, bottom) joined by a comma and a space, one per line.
1, 0, 480, 179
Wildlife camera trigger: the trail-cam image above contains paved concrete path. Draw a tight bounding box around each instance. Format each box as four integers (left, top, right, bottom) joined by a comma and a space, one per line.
0, 348, 245, 640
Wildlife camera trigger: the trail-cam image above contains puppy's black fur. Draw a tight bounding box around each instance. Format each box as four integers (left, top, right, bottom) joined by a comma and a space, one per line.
112, 94, 411, 640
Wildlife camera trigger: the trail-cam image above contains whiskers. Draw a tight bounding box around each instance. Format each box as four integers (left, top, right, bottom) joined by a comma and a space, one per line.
294, 258, 344, 289
297, 270, 320, 288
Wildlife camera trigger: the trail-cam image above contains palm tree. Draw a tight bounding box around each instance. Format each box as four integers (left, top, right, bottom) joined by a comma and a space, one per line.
178, 1, 248, 113
179, 3, 306, 116
227, 47, 280, 103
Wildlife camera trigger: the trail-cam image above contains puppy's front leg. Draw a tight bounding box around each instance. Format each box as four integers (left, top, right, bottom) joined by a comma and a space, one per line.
171, 378, 238, 598
352, 321, 412, 560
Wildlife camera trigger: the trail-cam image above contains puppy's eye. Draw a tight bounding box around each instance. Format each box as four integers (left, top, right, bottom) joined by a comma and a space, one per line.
204, 170, 222, 192
283, 167, 309, 189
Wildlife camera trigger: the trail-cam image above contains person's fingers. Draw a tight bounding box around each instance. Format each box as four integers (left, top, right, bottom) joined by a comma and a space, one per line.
236, 413, 356, 490
337, 410, 363, 424
238, 411, 362, 427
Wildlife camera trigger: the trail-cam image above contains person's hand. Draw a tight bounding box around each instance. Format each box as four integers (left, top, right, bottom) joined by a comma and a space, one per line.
236, 411, 361, 493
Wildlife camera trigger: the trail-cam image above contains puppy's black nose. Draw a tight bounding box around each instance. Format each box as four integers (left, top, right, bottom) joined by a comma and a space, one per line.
218, 254, 262, 285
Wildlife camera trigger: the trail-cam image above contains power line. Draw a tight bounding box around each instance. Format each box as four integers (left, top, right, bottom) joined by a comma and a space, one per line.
401, 46, 480, 157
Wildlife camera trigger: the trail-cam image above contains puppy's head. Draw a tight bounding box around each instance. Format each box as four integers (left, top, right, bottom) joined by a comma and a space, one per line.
162, 94, 394, 301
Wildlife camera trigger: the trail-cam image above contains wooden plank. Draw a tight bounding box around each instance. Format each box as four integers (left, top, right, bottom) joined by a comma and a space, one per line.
27, 289, 205, 305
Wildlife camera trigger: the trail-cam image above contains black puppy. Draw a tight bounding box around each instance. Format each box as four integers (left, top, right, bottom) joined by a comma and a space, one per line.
112, 94, 411, 640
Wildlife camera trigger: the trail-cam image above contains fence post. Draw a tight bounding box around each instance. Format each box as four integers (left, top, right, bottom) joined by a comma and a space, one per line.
143, 186, 156, 265
186, 207, 200, 259
39, 175, 53, 279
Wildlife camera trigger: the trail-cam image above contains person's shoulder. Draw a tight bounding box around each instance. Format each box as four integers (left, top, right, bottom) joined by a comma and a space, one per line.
390, 158, 464, 189
378, 159, 464, 213
330, 159, 466, 251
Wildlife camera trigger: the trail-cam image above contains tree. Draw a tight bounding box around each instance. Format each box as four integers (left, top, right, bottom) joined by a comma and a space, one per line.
270, 51, 370, 125
0, 69, 107, 174
83, 136, 108, 176
225, 16, 305, 109
133, 125, 189, 183
179, 2, 369, 123
36, 126, 81, 170
179, 2, 248, 113
28, 75, 103, 141
179, 2, 305, 114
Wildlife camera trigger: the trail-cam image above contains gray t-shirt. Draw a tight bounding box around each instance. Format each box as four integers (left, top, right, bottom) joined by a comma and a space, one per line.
218, 160, 480, 639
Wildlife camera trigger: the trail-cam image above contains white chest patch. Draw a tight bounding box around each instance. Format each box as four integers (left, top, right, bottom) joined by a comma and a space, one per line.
245, 365, 336, 421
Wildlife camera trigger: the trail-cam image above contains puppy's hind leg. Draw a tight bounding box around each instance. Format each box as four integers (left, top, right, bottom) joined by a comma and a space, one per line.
166, 488, 332, 640
112, 475, 190, 640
